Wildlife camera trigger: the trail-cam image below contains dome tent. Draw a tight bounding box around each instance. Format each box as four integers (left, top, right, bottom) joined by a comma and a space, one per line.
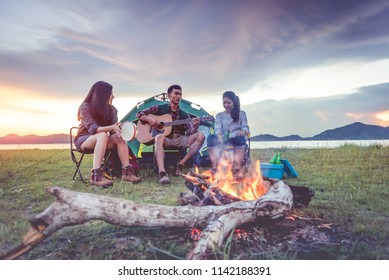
120, 93, 214, 168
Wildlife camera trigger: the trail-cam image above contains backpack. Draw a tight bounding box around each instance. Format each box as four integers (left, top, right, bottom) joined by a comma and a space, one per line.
103, 148, 141, 179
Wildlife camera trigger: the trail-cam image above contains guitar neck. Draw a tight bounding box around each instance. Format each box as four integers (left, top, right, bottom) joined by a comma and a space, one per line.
163, 118, 192, 127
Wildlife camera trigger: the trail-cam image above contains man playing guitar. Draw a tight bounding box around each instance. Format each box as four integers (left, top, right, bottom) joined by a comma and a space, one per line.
136, 84, 205, 184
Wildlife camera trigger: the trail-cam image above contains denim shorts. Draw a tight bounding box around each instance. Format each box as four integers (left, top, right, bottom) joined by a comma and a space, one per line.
74, 134, 90, 150
207, 134, 246, 147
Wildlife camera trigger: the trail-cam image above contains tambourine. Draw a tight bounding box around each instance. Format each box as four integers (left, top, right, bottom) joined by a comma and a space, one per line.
121, 122, 137, 142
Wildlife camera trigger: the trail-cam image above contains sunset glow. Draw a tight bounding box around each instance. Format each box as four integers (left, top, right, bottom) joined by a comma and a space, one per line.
1, 1, 389, 138
0, 88, 144, 136
0, 84, 79, 136
376, 111, 389, 126
377, 111, 389, 121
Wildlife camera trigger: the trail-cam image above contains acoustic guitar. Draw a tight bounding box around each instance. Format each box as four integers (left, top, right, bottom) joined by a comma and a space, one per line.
136, 114, 214, 144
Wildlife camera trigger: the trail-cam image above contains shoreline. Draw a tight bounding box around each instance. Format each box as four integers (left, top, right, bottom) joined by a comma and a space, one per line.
0, 139, 388, 150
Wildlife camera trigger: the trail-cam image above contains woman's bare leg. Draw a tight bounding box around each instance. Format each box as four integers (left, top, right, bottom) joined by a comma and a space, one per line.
108, 134, 129, 166
234, 147, 245, 177
81, 132, 109, 169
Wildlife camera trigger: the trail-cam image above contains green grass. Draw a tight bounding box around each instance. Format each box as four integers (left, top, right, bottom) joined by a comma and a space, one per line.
0, 145, 388, 259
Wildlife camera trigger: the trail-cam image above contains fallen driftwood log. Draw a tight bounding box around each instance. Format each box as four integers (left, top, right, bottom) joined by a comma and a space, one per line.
2, 179, 293, 260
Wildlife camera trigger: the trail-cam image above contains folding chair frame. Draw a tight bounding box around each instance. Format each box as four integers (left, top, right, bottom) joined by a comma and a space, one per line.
70, 127, 112, 183
244, 137, 251, 166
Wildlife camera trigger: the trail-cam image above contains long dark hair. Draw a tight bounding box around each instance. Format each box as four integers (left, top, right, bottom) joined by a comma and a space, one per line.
78, 81, 113, 126
223, 91, 240, 122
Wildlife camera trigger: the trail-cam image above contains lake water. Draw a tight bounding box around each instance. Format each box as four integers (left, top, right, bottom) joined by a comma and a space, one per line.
0, 143, 69, 150
0, 139, 388, 150
250, 139, 389, 149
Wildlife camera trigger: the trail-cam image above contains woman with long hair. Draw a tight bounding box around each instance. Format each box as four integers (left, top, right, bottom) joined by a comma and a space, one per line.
75, 81, 141, 187
207, 91, 250, 178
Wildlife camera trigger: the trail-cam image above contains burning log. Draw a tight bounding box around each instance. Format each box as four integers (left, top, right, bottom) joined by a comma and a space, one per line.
1, 179, 293, 260
182, 173, 212, 189
179, 162, 269, 206
202, 186, 241, 205
181, 172, 242, 206
180, 164, 314, 209
188, 170, 211, 180
181, 179, 241, 206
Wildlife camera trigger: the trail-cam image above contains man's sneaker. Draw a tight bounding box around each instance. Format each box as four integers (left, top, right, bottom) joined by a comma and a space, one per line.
90, 168, 113, 188
174, 163, 184, 177
122, 165, 141, 184
159, 171, 170, 184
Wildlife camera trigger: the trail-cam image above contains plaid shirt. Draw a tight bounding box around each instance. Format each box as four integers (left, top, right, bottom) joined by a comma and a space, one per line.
136, 104, 195, 137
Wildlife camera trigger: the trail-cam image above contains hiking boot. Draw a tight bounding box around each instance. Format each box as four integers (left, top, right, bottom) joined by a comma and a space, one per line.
122, 165, 141, 184
159, 171, 170, 184
90, 168, 113, 188
174, 163, 184, 177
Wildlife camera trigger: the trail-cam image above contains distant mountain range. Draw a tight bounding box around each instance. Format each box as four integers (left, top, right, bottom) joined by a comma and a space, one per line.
250, 122, 389, 141
0, 122, 388, 144
0, 133, 69, 144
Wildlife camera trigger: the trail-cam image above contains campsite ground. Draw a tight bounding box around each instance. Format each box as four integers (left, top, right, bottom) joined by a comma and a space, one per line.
0, 145, 388, 260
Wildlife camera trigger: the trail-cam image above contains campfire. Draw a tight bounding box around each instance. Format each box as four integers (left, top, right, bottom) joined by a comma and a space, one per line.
178, 159, 275, 206
179, 156, 314, 210
176, 156, 315, 258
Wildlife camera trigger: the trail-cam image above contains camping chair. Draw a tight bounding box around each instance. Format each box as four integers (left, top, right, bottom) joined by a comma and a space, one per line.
70, 127, 112, 183
244, 135, 251, 166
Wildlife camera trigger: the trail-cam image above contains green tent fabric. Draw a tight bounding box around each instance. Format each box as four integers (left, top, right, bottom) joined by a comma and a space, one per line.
120, 93, 213, 163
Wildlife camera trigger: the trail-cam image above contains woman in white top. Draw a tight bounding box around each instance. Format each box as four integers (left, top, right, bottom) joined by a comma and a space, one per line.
207, 91, 250, 178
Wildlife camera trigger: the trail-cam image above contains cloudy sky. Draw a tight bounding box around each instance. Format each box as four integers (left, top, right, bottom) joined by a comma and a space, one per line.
1, 0, 389, 138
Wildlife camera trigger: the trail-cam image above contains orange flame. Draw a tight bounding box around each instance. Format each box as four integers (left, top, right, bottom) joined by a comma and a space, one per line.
286, 215, 296, 221
190, 228, 202, 241
203, 159, 267, 201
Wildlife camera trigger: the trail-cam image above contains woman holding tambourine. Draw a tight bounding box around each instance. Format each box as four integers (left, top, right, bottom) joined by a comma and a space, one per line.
74, 81, 141, 187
